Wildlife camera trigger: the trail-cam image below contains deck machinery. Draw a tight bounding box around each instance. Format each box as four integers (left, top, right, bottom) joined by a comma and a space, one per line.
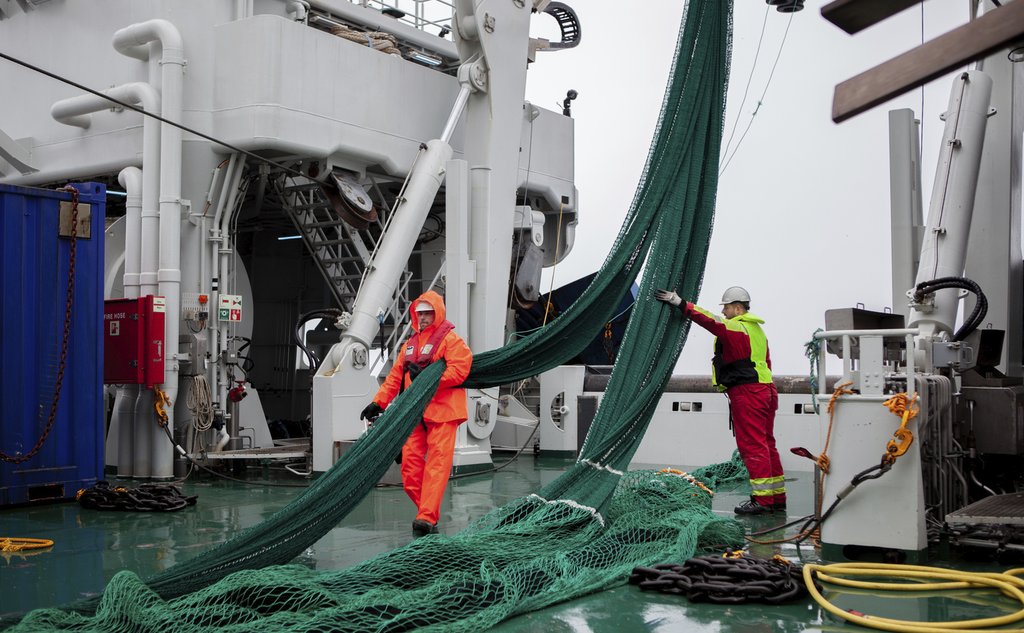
0, 0, 580, 481
813, 1, 1024, 560
4, 0, 1024, 566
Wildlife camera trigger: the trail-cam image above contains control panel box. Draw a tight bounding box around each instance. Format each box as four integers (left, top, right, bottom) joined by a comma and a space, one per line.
104, 295, 166, 387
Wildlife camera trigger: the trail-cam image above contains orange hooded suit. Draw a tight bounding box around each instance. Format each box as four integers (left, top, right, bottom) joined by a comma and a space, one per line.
371, 290, 472, 525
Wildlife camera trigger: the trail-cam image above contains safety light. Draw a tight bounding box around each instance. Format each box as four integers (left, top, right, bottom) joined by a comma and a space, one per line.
407, 50, 443, 67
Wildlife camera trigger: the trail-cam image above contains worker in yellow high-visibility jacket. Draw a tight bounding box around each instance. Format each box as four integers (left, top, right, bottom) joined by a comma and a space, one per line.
656, 286, 786, 515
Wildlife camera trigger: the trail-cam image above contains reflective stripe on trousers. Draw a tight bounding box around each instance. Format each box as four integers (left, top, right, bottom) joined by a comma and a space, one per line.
750, 474, 786, 497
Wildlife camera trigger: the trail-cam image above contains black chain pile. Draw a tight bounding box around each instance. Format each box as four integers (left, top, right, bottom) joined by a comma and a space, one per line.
629, 554, 817, 604
77, 481, 198, 512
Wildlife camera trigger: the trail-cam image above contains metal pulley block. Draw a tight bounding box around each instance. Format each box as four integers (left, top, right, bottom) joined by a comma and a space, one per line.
468, 399, 495, 440
321, 169, 378, 229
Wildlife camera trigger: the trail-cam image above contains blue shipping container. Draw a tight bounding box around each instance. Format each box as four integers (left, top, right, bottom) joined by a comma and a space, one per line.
0, 182, 106, 505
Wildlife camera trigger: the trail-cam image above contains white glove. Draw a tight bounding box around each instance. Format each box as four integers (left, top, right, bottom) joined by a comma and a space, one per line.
654, 289, 682, 306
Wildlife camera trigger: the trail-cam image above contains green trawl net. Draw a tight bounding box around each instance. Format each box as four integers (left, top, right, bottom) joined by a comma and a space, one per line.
14, 459, 748, 633
5, 0, 734, 629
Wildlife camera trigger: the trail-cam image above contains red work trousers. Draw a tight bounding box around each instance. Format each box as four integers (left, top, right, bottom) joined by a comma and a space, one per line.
728, 382, 785, 507
401, 419, 462, 524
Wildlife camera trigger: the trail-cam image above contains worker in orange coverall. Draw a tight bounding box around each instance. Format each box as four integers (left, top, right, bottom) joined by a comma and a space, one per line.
360, 290, 473, 536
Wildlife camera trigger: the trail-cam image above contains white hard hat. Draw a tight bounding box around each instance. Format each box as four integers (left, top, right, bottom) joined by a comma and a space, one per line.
414, 301, 434, 312
720, 286, 751, 305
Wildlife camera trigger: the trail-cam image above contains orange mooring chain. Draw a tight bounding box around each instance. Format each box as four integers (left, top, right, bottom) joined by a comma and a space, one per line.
882, 392, 919, 465
153, 387, 171, 427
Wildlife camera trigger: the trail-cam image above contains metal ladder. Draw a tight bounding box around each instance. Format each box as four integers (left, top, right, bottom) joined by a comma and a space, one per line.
275, 177, 375, 312
274, 175, 443, 368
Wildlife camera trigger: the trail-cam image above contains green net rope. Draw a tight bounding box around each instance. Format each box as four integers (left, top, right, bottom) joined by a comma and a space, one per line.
465, 0, 727, 390
5, 0, 735, 629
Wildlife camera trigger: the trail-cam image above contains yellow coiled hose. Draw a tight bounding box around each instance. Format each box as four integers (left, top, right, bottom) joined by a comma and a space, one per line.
804, 562, 1024, 632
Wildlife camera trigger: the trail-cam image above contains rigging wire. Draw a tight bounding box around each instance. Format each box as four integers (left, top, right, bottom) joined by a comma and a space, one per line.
719, 4, 770, 166
718, 9, 795, 177
0, 50, 308, 181
921, 0, 925, 163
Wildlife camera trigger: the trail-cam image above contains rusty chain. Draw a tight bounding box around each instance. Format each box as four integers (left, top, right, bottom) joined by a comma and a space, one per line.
1, 186, 79, 464
76, 480, 197, 512
631, 553, 818, 605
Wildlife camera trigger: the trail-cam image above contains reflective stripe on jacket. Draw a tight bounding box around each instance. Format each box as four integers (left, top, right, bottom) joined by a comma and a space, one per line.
374, 290, 473, 423
683, 302, 772, 390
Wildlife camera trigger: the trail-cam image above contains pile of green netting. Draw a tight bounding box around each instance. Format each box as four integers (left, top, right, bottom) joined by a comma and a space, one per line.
6, 0, 738, 630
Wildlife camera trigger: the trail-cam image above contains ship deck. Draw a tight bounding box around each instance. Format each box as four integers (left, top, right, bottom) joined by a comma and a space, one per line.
2, 456, 1019, 631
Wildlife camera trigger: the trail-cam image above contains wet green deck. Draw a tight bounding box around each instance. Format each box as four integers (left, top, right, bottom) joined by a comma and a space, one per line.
0, 457, 1017, 630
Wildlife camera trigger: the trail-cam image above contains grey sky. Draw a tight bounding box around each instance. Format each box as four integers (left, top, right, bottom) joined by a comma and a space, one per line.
525, 1, 968, 375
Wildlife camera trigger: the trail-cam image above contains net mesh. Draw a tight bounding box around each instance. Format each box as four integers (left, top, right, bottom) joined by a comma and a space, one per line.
6, 0, 736, 629
15, 459, 747, 633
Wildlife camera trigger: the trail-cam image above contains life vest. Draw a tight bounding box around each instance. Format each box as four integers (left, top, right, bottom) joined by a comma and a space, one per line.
373, 289, 473, 424
404, 320, 454, 373
713, 316, 772, 390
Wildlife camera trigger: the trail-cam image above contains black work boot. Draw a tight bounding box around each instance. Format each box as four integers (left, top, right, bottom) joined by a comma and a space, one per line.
734, 498, 773, 516
412, 519, 438, 537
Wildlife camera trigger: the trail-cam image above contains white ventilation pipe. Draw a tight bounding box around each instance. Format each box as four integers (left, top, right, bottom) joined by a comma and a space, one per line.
217, 159, 246, 421
113, 166, 143, 478
113, 19, 185, 479
209, 155, 244, 417
199, 159, 228, 309
118, 167, 144, 301
285, 0, 308, 21
132, 385, 154, 478
50, 83, 161, 296
196, 158, 228, 426
51, 83, 163, 477
51, 83, 156, 130
235, 0, 253, 20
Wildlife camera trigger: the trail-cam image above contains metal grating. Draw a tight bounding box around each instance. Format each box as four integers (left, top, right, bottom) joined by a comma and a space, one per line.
946, 493, 1024, 526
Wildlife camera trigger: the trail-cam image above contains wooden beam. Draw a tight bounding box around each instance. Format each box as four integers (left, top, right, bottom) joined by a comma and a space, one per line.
822, 0, 925, 35
833, 1, 1024, 123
